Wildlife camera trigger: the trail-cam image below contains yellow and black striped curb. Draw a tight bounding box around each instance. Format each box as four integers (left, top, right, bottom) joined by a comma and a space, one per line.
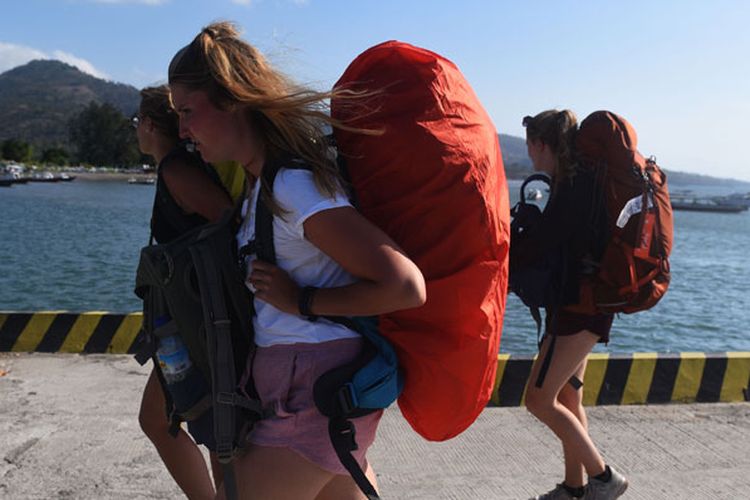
2, 312, 749, 405
489, 352, 750, 406
0, 312, 143, 354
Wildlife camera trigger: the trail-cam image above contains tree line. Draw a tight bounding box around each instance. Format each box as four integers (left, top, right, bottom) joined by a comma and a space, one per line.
0, 102, 143, 167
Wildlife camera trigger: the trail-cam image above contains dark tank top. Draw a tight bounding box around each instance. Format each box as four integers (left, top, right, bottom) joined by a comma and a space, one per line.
150, 145, 226, 244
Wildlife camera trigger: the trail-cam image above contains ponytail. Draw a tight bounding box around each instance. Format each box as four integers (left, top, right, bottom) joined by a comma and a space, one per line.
522, 109, 578, 182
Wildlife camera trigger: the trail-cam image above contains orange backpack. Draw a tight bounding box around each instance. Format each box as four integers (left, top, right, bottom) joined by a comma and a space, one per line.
568, 111, 673, 314
331, 41, 510, 441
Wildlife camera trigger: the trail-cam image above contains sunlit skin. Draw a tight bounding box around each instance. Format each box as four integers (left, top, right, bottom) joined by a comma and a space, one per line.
170, 84, 263, 175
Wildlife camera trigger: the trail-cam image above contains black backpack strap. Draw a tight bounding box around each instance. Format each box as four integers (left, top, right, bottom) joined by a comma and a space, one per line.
533, 310, 585, 391
222, 463, 239, 500
190, 243, 247, 456
254, 161, 280, 264
535, 328, 556, 389
329, 417, 380, 500
253, 155, 317, 265
189, 242, 241, 500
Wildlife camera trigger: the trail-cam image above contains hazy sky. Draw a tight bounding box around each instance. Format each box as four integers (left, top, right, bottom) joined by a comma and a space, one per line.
2, 0, 749, 181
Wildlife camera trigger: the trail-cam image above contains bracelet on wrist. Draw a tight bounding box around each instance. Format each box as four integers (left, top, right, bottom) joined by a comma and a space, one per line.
298, 286, 319, 322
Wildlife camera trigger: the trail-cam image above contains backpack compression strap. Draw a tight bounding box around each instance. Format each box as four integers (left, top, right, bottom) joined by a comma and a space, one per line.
189, 215, 267, 500
330, 418, 379, 500
190, 233, 265, 459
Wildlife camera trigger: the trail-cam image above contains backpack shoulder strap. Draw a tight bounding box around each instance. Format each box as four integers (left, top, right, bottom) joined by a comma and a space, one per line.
254, 156, 311, 264
254, 162, 280, 265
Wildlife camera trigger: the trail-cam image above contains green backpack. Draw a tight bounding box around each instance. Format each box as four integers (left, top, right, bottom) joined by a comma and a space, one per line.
134, 209, 264, 497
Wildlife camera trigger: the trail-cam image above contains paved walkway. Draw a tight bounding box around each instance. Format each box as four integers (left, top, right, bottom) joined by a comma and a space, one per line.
1, 353, 748, 499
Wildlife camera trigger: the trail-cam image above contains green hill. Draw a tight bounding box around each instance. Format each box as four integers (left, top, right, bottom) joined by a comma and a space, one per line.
1, 60, 747, 187
0, 60, 140, 150
498, 133, 533, 178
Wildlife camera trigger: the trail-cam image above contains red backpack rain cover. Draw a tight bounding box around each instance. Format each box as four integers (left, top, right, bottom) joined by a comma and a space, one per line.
331, 41, 510, 441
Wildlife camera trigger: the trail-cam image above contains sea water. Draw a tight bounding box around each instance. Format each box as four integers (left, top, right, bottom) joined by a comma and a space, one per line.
1, 177, 749, 354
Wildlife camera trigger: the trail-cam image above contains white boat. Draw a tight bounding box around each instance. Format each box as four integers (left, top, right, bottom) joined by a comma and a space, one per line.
671, 194, 748, 213
29, 172, 60, 183
718, 192, 750, 208
128, 176, 156, 185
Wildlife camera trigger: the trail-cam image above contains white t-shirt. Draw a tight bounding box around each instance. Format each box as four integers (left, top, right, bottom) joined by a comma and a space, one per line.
236, 167, 360, 347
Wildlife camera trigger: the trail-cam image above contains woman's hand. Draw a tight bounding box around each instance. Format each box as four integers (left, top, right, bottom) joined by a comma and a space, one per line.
247, 260, 299, 314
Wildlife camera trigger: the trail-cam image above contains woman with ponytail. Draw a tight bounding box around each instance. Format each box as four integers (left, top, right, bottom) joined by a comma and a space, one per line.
135, 85, 233, 498
168, 22, 425, 500
513, 110, 628, 500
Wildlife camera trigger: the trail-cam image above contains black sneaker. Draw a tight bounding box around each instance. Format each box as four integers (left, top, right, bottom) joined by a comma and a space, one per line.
583, 466, 628, 499
531, 483, 578, 500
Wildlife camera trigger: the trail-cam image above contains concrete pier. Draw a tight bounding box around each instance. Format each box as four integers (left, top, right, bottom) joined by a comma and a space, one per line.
1, 353, 748, 499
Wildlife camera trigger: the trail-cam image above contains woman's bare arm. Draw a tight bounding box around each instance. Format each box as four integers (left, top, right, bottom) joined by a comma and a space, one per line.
248, 206, 426, 317
161, 160, 233, 223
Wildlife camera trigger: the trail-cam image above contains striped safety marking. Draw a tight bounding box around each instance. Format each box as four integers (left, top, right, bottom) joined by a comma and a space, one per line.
0, 312, 143, 354
490, 352, 750, 406
2, 312, 749, 405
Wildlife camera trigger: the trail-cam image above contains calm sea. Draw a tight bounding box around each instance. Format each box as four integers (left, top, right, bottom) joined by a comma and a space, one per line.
1, 177, 749, 354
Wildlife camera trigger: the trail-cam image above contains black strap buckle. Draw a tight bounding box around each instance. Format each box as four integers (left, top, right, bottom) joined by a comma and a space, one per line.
216, 443, 234, 464
336, 383, 357, 415
216, 391, 239, 406
336, 419, 358, 451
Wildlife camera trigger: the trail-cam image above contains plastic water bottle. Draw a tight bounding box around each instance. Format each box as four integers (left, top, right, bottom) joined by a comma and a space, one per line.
153, 315, 210, 414
155, 315, 192, 384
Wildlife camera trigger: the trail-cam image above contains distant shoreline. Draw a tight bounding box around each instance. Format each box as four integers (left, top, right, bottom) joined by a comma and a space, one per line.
63, 170, 154, 182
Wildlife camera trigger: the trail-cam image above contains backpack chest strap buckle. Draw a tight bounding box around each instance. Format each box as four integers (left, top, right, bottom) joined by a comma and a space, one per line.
337, 383, 358, 415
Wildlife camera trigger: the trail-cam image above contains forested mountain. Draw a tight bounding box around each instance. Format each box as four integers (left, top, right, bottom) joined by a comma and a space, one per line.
498, 133, 533, 178
1, 60, 746, 186
0, 60, 140, 150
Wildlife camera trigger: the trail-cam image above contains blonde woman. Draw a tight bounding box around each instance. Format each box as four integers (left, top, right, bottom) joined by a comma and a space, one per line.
168, 22, 426, 500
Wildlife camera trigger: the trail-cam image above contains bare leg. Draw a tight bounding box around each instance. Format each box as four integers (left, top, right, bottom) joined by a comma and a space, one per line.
524, 332, 606, 479
139, 368, 215, 500
215, 445, 366, 500
557, 359, 588, 487
315, 461, 378, 500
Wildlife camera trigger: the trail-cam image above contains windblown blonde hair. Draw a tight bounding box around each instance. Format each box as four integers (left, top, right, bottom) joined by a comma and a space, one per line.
522, 109, 578, 183
168, 21, 369, 213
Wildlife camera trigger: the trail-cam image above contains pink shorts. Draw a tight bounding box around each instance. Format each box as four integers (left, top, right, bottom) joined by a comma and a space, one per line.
245, 337, 382, 475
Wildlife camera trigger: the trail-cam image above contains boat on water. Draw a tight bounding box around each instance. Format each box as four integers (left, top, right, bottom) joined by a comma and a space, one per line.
671, 194, 748, 213
721, 192, 750, 208
128, 176, 156, 185
1, 166, 29, 186
28, 172, 61, 183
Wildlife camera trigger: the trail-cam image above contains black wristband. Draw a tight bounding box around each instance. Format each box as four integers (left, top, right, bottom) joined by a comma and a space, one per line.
298, 286, 319, 322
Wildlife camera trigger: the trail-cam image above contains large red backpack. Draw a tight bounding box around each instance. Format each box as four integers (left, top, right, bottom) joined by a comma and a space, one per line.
568, 111, 673, 314
331, 41, 509, 441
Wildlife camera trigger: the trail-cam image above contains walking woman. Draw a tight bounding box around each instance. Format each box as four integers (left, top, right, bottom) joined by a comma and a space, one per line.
134, 85, 233, 499
168, 22, 426, 500
512, 110, 628, 500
